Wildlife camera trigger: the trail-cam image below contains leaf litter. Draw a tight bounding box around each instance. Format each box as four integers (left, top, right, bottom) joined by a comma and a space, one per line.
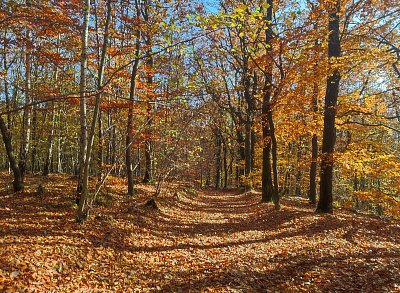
0, 172, 399, 292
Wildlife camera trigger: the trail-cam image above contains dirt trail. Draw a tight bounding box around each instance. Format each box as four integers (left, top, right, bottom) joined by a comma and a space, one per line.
1, 177, 399, 292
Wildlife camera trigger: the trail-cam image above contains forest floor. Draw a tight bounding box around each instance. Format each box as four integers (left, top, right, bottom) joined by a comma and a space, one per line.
0, 172, 400, 292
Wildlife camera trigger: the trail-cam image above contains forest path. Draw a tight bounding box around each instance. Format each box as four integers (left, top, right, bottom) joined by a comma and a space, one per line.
121, 188, 400, 291
1, 175, 399, 292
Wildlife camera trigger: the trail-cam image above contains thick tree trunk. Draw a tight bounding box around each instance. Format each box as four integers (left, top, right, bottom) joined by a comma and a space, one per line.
0, 117, 23, 192
261, 0, 275, 204
317, 0, 341, 213
262, 140, 274, 202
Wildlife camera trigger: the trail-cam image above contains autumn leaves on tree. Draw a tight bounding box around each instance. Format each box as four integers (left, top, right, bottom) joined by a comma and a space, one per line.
0, 0, 399, 222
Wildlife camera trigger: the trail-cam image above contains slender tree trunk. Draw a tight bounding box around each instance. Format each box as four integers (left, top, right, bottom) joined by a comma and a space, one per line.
77, 0, 112, 222
76, 0, 91, 219
43, 103, 56, 176
308, 32, 320, 205
236, 129, 245, 187
295, 144, 302, 197
251, 129, 255, 170
143, 94, 153, 184
126, 26, 141, 196
30, 106, 37, 173
268, 111, 280, 210
317, 0, 341, 213
244, 116, 252, 190
43, 53, 59, 176
77, 0, 90, 196
19, 20, 32, 181
223, 138, 228, 188
308, 134, 318, 203
142, 1, 153, 184
214, 128, 222, 188
57, 110, 63, 173
2, 33, 10, 129
96, 0, 111, 186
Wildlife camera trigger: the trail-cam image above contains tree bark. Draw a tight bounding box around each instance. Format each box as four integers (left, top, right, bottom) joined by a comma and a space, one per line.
19, 16, 32, 180
223, 138, 228, 188
308, 29, 320, 205
43, 52, 58, 176
76, 0, 90, 196
76, 0, 91, 222
126, 20, 141, 196
236, 128, 245, 187
261, 0, 275, 204
268, 111, 280, 210
76, 0, 112, 222
308, 134, 318, 203
43, 103, 55, 176
214, 128, 222, 188
0, 116, 23, 191
142, 1, 153, 183
317, 0, 341, 213
30, 106, 37, 173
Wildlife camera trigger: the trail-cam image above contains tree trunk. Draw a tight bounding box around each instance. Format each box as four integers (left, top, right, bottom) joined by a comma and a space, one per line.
295, 145, 302, 197
308, 31, 320, 205
97, 109, 104, 182
96, 0, 112, 186
236, 129, 245, 187
142, 30, 153, 184
76, 0, 91, 222
76, 0, 90, 196
262, 125, 273, 202
268, 111, 280, 210
0, 117, 23, 191
126, 26, 141, 196
76, 0, 112, 222
214, 128, 222, 188
30, 106, 37, 173
19, 19, 32, 181
261, 0, 275, 203
43, 43, 59, 176
244, 116, 252, 190
317, 0, 341, 213
308, 134, 318, 204
223, 138, 228, 188
43, 102, 56, 176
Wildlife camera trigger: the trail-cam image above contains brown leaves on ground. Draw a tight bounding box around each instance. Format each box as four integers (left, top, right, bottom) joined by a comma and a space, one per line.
0, 172, 399, 292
